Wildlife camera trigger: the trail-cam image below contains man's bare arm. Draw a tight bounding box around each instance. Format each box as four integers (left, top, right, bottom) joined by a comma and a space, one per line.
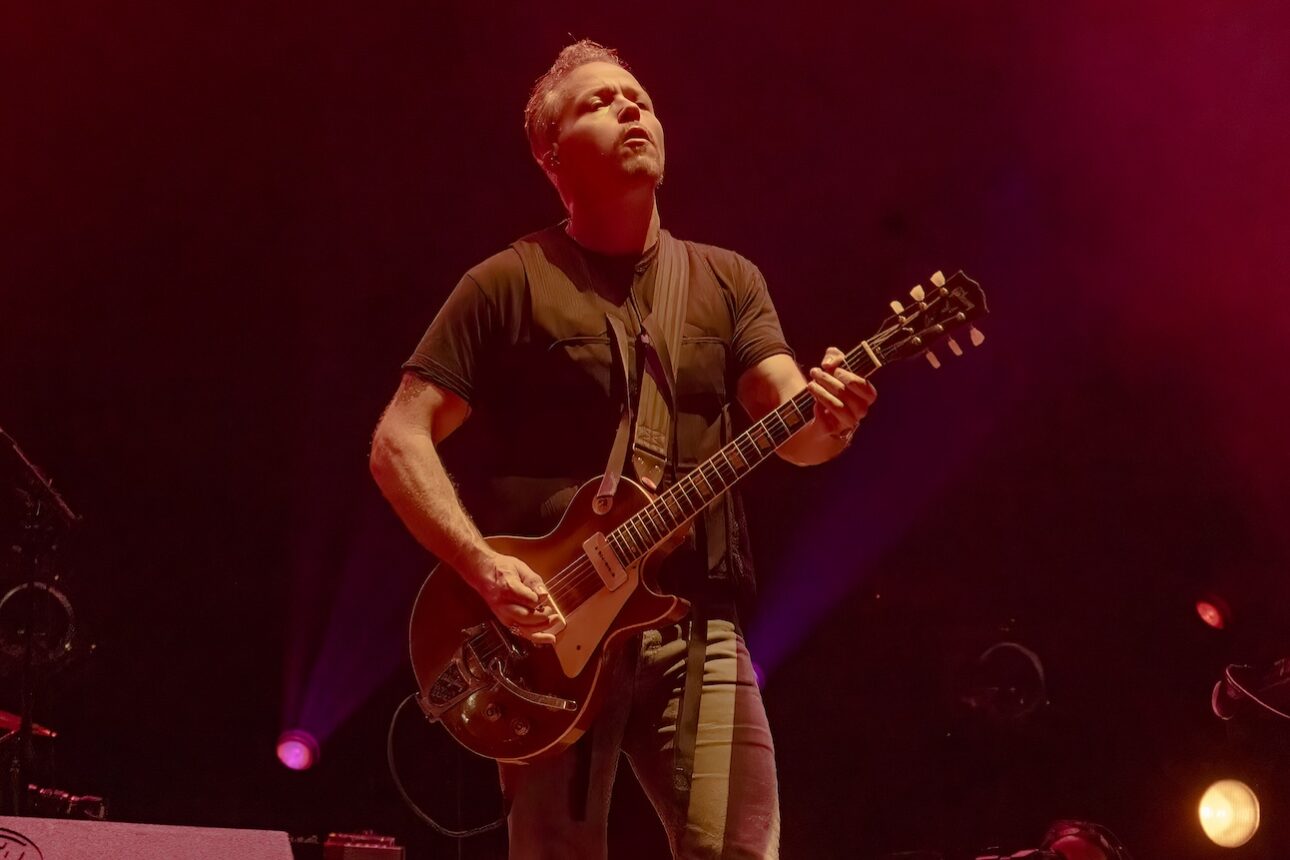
736, 350, 876, 466
369, 372, 556, 641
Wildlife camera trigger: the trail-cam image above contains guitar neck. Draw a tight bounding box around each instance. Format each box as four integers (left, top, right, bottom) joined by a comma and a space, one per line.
607, 341, 883, 565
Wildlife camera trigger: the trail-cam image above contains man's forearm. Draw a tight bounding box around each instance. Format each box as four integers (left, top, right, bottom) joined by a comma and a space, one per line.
369, 427, 492, 576
775, 418, 850, 466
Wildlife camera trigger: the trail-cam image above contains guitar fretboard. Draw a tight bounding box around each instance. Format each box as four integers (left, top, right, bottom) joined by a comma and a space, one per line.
605, 341, 884, 565
548, 269, 984, 615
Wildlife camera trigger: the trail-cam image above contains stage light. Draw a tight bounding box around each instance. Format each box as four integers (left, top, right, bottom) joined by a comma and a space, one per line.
959, 641, 1047, 723
1195, 593, 1230, 630
276, 729, 319, 771
1198, 779, 1260, 847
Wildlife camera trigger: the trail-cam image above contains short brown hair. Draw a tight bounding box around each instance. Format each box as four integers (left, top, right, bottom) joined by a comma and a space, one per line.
524, 40, 628, 164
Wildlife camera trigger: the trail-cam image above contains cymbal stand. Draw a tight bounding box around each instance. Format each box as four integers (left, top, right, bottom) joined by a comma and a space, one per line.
0, 427, 79, 815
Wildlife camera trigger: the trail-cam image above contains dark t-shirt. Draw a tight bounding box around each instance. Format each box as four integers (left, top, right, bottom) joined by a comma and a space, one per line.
404, 226, 792, 592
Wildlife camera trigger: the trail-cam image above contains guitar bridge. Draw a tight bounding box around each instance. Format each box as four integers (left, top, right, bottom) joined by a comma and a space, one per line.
419, 656, 486, 721
487, 658, 578, 712
416, 624, 498, 722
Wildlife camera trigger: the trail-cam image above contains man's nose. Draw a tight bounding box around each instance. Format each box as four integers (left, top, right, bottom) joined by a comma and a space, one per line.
615, 97, 641, 123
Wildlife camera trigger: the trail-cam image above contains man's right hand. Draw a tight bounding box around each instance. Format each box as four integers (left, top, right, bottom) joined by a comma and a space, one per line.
462, 549, 559, 645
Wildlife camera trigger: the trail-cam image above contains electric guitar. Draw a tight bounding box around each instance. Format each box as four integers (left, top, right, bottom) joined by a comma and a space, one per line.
408, 270, 988, 761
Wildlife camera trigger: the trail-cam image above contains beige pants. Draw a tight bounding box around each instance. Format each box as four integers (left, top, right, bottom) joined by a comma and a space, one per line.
500, 616, 781, 859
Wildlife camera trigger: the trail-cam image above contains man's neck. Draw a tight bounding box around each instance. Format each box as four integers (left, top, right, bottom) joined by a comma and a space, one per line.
564, 187, 659, 256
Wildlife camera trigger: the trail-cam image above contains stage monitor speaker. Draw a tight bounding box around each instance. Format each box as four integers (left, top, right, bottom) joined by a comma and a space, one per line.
0, 815, 293, 859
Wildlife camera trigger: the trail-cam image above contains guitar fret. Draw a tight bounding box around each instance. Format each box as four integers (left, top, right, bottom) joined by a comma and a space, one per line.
637, 516, 654, 545
610, 535, 633, 564
726, 445, 746, 472
648, 507, 666, 537
766, 412, 790, 444
681, 479, 702, 513
716, 451, 734, 481
627, 519, 647, 551
640, 512, 661, 543
694, 468, 714, 497
673, 481, 693, 514
659, 500, 676, 530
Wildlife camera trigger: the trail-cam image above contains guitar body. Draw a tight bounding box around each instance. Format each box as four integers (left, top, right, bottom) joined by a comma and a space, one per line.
408, 477, 689, 762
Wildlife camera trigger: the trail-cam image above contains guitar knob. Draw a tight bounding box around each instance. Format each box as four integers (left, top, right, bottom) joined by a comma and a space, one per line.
484, 703, 502, 721
511, 718, 531, 737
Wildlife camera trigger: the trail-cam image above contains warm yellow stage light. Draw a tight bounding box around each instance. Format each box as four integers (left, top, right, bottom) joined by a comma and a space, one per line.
1199, 779, 1260, 847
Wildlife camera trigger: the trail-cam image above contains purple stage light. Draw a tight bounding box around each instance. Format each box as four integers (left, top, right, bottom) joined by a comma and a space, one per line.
276, 729, 319, 771
752, 661, 766, 689
284, 504, 420, 749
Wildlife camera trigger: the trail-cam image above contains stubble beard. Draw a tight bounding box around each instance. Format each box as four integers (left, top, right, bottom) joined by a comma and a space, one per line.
620, 148, 665, 190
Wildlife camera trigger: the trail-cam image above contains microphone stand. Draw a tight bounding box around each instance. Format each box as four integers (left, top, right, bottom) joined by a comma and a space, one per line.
1, 427, 79, 816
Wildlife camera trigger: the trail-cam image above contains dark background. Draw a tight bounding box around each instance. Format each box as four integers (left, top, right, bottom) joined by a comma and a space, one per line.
4, 2, 1289, 857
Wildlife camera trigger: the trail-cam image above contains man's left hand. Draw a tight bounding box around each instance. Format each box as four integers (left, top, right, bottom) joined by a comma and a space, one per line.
806, 347, 877, 443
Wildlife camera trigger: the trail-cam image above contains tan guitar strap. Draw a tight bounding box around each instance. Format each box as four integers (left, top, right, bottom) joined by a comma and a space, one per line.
630, 233, 689, 491
512, 226, 689, 512
598, 315, 635, 513
598, 231, 689, 504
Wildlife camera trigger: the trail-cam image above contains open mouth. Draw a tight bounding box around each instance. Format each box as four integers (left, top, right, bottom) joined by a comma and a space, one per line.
622, 127, 652, 144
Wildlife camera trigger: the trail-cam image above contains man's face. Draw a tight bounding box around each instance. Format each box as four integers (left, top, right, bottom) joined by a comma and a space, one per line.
550, 62, 665, 193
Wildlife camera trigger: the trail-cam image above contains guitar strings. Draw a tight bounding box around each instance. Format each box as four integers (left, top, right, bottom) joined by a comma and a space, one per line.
539, 384, 826, 606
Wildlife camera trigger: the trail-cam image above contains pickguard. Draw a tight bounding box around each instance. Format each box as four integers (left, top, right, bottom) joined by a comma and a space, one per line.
552, 561, 640, 677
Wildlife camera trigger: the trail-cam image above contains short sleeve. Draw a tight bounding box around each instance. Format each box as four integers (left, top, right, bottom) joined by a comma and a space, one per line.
730, 256, 794, 374
402, 273, 498, 403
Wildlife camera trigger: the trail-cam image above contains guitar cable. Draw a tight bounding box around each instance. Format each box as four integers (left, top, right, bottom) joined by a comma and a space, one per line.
387, 693, 507, 839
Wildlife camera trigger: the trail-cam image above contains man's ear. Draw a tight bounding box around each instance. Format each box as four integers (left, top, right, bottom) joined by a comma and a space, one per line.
539, 145, 562, 189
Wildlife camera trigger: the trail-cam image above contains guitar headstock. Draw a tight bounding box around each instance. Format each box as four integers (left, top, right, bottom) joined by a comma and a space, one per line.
871, 271, 988, 368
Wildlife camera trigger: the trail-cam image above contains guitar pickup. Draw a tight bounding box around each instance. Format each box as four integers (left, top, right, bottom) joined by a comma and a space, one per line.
582, 532, 628, 591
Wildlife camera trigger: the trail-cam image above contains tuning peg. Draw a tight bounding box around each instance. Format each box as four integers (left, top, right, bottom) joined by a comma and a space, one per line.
930, 271, 946, 287
924, 351, 941, 369
946, 337, 963, 357
969, 325, 985, 347
889, 300, 905, 314
910, 284, 926, 302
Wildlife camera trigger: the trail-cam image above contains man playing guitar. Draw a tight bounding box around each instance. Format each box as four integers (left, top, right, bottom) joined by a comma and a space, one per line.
370, 40, 875, 860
